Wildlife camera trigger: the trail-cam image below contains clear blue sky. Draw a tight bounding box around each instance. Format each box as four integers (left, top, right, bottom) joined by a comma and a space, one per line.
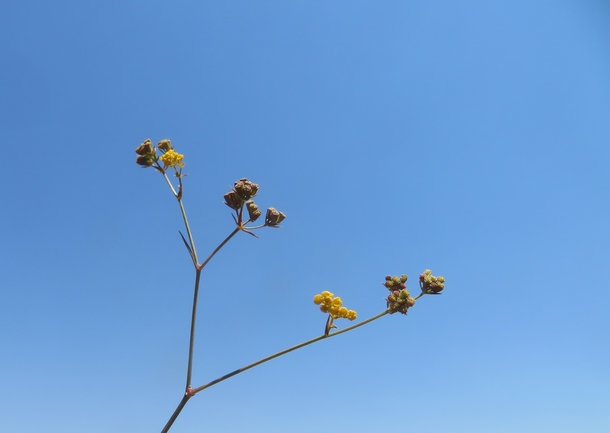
2, 1, 609, 432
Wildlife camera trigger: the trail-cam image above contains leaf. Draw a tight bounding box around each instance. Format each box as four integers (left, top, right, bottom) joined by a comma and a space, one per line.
179, 231, 195, 263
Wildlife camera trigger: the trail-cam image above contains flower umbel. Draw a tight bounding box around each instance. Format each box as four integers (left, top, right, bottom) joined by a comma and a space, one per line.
384, 274, 416, 314
159, 149, 185, 169
419, 269, 445, 294
313, 291, 357, 321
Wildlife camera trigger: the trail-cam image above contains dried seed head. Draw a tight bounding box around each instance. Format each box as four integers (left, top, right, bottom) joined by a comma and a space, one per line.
135, 139, 154, 155
224, 191, 243, 210
136, 154, 155, 167
157, 139, 172, 152
246, 200, 262, 222
265, 207, 286, 226
233, 178, 259, 201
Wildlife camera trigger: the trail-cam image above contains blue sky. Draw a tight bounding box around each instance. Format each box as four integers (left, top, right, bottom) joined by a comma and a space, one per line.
1, 1, 609, 432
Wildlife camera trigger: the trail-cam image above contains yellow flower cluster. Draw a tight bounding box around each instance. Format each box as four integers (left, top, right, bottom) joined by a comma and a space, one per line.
313, 291, 357, 321
159, 149, 185, 169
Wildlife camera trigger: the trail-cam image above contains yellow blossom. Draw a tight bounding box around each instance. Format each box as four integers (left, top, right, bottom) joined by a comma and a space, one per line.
313, 291, 357, 322
159, 149, 184, 168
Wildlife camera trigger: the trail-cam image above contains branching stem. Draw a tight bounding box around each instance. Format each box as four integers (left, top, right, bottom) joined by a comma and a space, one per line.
191, 310, 389, 394
178, 198, 198, 264
185, 269, 201, 389
198, 227, 240, 271
160, 395, 190, 433
154, 167, 411, 433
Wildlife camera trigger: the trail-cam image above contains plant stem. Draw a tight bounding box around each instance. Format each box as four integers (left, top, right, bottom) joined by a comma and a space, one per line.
160, 395, 191, 433
160, 170, 178, 197
185, 269, 202, 389
161, 171, 199, 264
178, 198, 198, 264
184, 228, 241, 389
198, 227, 240, 270
191, 310, 389, 394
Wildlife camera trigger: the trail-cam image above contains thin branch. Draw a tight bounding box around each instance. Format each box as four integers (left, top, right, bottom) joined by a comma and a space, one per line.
160, 395, 190, 433
185, 269, 202, 389
160, 169, 178, 197
191, 310, 389, 394
198, 227, 240, 271
178, 198, 198, 264
161, 170, 198, 264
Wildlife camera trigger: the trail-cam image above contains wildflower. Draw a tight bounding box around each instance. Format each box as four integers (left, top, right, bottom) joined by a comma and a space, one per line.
312, 291, 357, 321
159, 149, 185, 169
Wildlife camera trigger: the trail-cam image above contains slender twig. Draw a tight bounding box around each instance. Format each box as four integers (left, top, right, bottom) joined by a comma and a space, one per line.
178, 198, 198, 264
160, 170, 199, 264
160, 169, 178, 197
184, 228, 242, 388
198, 227, 240, 271
191, 310, 390, 394
185, 269, 202, 389
160, 395, 191, 433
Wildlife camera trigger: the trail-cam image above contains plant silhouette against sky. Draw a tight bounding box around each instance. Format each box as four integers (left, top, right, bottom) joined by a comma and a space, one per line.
135, 139, 446, 433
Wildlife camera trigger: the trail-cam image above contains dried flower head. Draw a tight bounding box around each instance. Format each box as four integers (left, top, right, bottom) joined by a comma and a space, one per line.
233, 178, 259, 201
135, 139, 154, 155
246, 200, 262, 222
157, 139, 172, 152
224, 191, 243, 210
135, 139, 156, 167
265, 207, 286, 226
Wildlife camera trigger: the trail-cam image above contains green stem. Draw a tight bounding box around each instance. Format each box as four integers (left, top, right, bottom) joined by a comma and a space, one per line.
191, 310, 389, 394
160, 395, 190, 433
185, 269, 202, 389
178, 198, 198, 264
160, 170, 199, 264
184, 228, 241, 389
160, 169, 178, 197
198, 227, 240, 270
